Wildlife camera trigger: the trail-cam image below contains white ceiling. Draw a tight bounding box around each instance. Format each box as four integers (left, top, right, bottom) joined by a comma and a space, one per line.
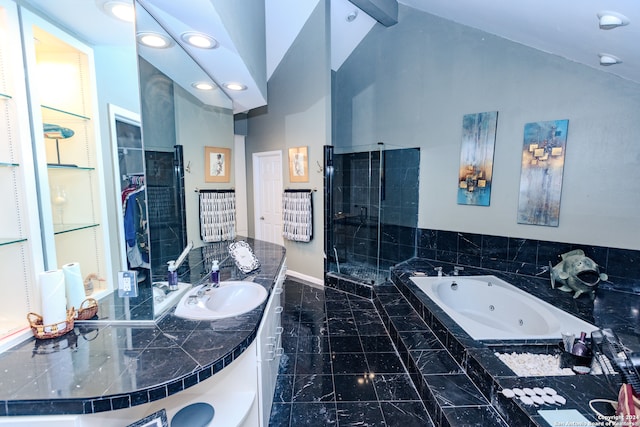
19, 0, 640, 113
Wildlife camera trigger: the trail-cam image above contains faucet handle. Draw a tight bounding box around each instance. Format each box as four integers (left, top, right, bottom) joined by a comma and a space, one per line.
453, 266, 464, 276
434, 267, 443, 277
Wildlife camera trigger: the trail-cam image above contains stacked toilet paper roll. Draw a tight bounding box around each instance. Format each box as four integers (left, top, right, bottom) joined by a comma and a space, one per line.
38, 270, 67, 332
62, 262, 85, 311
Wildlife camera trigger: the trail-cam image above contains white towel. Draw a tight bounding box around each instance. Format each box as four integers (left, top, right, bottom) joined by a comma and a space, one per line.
282, 191, 313, 242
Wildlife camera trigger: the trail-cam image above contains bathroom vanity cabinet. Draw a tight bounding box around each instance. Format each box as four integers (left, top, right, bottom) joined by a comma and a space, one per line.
0, 1, 113, 348
0, 243, 287, 427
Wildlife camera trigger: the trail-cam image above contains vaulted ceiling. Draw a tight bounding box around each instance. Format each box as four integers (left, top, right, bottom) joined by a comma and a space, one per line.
23, 0, 640, 113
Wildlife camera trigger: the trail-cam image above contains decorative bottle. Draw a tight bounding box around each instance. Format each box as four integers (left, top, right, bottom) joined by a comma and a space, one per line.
571, 332, 589, 356
210, 260, 220, 286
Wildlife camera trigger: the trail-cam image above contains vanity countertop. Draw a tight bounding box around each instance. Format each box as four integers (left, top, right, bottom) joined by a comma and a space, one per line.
0, 238, 286, 416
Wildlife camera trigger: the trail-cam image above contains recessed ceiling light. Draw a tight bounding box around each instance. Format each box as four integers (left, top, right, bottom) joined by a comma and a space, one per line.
192, 82, 217, 91
223, 82, 247, 91
597, 11, 630, 30
598, 53, 622, 66
136, 32, 173, 49
102, 0, 135, 23
181, 32, 219, 49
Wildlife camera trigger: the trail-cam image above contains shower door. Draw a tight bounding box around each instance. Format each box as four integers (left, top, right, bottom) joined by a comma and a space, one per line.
326, 144, 420, 285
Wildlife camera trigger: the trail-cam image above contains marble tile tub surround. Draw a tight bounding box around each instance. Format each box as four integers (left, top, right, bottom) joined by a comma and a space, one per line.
0, 238, 286, 416
417, 228, 640, 294
383, 259, 640, 426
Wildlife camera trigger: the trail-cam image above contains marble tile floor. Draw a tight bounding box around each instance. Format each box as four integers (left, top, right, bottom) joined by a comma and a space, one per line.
268, 277, 434, 426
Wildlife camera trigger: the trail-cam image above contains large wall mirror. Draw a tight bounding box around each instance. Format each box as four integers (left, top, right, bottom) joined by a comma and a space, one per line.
21, 0, 235, 321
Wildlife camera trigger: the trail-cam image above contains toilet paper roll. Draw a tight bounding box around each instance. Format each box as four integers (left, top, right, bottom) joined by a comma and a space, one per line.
39, 270, 67, 330
62, 262, 85, 311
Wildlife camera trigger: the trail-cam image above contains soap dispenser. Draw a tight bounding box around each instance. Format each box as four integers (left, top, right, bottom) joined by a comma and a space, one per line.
167, 260, 178, 291
210, 260, 220, 286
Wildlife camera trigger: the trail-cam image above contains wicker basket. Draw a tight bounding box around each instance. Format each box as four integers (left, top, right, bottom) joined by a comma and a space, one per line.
27, 309, 75, 340
75, 298, 98, 320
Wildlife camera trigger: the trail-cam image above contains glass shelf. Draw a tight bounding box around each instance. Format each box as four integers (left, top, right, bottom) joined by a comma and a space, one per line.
41, 105, 90, 121
53, 223, 100, 235
47, 164, 94, 171
0, 162, 19, 167
0, 93, 11, 100
0, 238, 27, 247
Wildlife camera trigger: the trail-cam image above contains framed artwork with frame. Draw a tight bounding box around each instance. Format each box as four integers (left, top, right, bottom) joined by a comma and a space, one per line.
288, 146, 308, 183
205, 146, 231, 183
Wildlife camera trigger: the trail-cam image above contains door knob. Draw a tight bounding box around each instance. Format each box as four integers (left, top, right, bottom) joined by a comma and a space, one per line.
260, 216, 265, 220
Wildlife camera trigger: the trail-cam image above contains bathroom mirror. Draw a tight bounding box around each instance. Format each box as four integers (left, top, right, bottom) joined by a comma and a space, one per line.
19, 0, 234, 321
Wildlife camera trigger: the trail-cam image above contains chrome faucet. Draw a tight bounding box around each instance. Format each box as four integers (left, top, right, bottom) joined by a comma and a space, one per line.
451, 266, 464, 276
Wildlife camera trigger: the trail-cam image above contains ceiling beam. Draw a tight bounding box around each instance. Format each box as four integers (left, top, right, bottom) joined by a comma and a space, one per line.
348, 0, 398, 26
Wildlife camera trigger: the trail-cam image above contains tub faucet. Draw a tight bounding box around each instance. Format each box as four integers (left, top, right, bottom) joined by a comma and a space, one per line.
451, 266, 464, 276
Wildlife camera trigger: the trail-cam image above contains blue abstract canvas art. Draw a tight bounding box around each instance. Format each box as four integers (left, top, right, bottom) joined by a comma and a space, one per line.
457, 111, 498, 206
517, 119, 569, 226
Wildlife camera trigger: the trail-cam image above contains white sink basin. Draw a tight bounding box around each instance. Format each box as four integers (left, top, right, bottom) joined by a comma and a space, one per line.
153, 282, 191, 316
174, 281, 268, 320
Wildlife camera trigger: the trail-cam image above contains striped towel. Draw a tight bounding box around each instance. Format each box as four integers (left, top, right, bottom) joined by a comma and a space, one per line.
200, 191, 236, 242
282, 191, 313, 242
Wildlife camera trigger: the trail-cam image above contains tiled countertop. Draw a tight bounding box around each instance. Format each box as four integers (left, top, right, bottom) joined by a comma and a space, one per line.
0, 238, 286, 416
383, 258, 640, 426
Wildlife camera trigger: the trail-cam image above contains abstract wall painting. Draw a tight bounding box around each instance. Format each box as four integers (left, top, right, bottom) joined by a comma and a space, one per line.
457, 111, 498, 206
517, 119, 569, 227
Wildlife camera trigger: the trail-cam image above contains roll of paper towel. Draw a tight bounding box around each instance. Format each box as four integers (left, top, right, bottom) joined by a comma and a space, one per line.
62, 262, 85, 310
39, 270, 67, 330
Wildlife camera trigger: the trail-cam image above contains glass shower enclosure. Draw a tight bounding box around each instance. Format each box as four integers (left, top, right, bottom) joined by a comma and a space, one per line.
325, 144, 420, 285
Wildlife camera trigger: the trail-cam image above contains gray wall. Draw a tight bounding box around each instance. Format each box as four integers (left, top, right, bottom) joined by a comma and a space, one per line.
246, 1, 330, 280
334, 5, 640, 250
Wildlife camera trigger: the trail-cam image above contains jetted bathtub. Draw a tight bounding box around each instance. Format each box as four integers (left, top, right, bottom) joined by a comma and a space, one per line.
410, 275, 597, 340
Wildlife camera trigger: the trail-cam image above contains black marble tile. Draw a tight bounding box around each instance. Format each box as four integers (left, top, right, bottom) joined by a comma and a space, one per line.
329, 335, 364, 353
334, 374, 377, 402
297, 335, 330, 354
389, 313, 429, 332
411, 350, 462, 375
273, 375, 294, 404
292, 374, 335, 402
379, 401, 434, 427
295, 352, 333, 375
336, 401, 385, 426
332, 353, 368, 374
327, 318, 359, 335
278, 353, 296, 376
360, 335, 396, 353
290, 402, 337, 425
366, 352, 407, 374
269, 403, 292, 427
424, 374, 488, 408
440, 405, 508, 427
398, 330, 443, 351
373, 373, 420, 401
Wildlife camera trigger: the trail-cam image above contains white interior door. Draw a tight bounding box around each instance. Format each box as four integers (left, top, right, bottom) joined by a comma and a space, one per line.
253, 151, 283, 245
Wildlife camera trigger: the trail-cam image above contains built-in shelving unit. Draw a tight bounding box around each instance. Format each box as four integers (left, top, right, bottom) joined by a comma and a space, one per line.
0, 1, 114, 348
21, 10, 113, 301
0, 0, 42, 347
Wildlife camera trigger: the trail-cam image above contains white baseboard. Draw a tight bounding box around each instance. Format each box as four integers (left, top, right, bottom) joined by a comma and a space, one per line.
286, 270, 324, 288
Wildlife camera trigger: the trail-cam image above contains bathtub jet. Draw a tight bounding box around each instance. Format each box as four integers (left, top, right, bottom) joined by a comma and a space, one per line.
410, 275, 597, 341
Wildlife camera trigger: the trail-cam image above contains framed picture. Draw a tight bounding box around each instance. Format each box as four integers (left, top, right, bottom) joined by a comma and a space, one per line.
288, 146, 308, 182
457, 111, 498, 206
126, 409, 168, 427
517, 119, 569, 227
205, 146, 231, 183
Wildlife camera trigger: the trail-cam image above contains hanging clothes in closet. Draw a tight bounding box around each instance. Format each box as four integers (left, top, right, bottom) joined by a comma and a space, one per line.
199, 189, 236, 242
122, 175, 150, 269
282, 189, 313, 242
